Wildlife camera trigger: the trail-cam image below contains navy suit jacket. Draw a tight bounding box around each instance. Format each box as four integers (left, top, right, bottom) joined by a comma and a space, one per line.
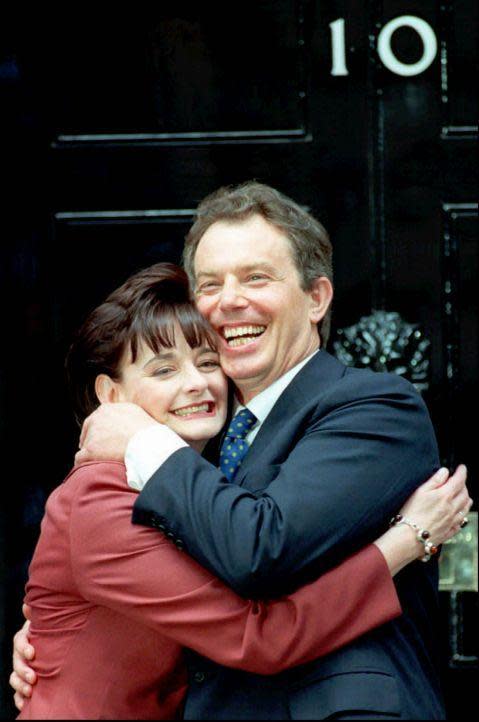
133, 350, 446, 719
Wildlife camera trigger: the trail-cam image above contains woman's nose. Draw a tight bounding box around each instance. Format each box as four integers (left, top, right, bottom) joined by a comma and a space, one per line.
183, 365, 208, 393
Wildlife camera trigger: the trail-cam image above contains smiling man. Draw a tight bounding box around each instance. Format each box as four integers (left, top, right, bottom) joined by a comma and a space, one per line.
192, 213, 331, 401
14, 182, 453, 719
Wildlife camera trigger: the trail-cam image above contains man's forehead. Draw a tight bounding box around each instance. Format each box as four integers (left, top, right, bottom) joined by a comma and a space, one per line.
199, 215, 289, 246
194, 221, 294, 275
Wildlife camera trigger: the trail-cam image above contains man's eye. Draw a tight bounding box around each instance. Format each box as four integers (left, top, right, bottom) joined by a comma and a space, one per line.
247, 274, 268, 282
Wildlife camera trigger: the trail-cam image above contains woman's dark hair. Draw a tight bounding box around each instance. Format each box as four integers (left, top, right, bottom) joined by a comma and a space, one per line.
65, 263, 217, 426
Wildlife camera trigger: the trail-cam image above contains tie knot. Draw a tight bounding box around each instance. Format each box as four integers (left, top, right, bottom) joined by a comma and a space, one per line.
226, 408, 257, 440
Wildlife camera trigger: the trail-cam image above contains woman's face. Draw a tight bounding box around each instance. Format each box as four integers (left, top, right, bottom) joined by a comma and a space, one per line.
115, 325, 228, 451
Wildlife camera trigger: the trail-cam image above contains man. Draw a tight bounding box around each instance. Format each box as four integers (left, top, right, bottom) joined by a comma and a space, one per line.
13, 182, 459, 718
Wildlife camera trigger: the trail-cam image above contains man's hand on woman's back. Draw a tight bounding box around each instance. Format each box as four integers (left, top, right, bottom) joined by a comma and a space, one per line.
10, 605, 36, 712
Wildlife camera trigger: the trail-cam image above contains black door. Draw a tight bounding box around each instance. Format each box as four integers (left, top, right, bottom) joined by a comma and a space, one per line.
1, 3, 476, 717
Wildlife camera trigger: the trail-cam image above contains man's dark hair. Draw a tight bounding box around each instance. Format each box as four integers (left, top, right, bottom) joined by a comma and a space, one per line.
183, 181, 333, 345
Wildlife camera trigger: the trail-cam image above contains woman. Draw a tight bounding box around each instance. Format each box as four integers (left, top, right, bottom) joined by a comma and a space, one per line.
13, 264, 470, 719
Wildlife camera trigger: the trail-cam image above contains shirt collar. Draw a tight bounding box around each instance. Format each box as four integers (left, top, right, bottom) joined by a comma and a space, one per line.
233, 349, 319, 424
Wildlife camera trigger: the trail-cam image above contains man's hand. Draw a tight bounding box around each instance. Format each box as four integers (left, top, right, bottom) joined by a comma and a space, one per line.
10, 605, 36, 712
75, 402, 159, 466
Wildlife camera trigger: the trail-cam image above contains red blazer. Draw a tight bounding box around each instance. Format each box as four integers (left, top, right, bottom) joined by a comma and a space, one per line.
19, 461, 401, 720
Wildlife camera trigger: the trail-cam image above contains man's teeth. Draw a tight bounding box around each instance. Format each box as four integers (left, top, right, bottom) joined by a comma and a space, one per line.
223, 325, 266, 341
228, 337, 258, 347
173, 404, 210, 416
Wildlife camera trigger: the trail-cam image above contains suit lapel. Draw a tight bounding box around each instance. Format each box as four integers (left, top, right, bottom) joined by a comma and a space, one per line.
234, 350, 347, 486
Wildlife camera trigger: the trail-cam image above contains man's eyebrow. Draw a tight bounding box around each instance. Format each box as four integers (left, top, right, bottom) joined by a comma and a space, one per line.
196, 262, 277, 279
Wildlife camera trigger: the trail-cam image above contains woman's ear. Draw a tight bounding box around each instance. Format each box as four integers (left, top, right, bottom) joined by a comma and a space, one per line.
94, 374, 123, 404
309, 276, 333, 324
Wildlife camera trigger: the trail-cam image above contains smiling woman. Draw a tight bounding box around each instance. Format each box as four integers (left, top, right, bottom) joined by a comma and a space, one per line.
65, 263, 225, 441
64, 264, 229, 457
94, 331, 228, 452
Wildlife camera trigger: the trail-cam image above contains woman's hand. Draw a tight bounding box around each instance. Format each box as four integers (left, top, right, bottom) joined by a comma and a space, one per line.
10, 605, 36, 712
374, 465, 472, 576
398, 464, 472, 547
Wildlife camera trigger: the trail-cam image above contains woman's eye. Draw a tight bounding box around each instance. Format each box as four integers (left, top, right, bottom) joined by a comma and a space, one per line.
199, 360, 220, 370
152, 367, 175, 377
198, 282, 220, 294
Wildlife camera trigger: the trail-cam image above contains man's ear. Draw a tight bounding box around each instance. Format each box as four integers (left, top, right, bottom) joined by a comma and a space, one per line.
309, 276, 333, 324
94, 374, 124, 404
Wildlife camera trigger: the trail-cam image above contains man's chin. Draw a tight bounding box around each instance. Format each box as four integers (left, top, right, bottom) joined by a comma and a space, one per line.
220, 354, 266, 379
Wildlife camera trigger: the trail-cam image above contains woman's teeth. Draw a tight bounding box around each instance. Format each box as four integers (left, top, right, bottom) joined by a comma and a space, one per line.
173, 404, 210, 416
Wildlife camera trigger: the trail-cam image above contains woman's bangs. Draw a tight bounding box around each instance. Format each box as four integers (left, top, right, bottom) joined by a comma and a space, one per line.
173, 305, 218, 351
129, 303, 218, 360
129, 306, 177, 360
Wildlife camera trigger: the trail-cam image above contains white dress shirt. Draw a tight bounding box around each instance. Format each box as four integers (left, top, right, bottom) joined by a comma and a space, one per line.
126, 350, 318, 491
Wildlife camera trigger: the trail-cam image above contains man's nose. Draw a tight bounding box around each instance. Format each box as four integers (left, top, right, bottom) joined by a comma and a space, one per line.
218, 276, 248, 311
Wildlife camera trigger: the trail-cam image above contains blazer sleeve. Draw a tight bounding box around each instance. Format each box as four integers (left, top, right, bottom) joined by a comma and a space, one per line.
69, 463, 401, 675
133, 372, 440, 597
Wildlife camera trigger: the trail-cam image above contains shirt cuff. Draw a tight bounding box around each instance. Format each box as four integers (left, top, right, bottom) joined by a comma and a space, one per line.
125, 424, 188, 492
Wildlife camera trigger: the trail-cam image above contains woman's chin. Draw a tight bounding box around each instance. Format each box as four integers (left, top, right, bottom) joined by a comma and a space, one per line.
181, 428, 221, 445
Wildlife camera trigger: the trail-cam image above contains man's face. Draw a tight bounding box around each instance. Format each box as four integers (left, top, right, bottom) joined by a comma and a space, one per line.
194, 214, 329, 402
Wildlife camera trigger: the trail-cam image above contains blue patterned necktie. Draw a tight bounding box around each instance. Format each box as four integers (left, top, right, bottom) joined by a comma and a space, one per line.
219, 408, 257, 482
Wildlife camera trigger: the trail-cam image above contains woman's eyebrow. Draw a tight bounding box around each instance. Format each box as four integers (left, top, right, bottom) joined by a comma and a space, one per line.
143, 351, 176, 368
197, 345, 219, 355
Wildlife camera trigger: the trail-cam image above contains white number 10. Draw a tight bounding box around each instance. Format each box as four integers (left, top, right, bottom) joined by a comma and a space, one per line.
329, 15, 438, 77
